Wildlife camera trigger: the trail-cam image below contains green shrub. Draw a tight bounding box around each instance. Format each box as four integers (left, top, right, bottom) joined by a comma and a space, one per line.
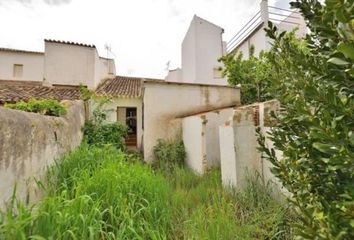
219, 47, 273, 104
255, 1, 354, 239
83, 121, 127, 149
82, 96, 127, 150
153, 139, 186, 173
4, 98, 66, 117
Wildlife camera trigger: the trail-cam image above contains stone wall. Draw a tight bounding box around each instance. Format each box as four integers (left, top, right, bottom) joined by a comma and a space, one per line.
0, 100, 85, 208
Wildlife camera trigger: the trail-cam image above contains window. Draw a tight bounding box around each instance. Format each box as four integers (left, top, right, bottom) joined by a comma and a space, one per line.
13, 64, 23, 78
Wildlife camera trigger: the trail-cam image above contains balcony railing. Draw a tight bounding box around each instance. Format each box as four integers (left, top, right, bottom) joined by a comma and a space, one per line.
226, 11, 262, 53
226, 6, 302, 53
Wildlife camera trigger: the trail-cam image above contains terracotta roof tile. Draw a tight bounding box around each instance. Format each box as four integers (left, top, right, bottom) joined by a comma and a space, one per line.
0, 82, 80, 104
0, 47, 43, 55
44, 39, 96, 48
95, 76, 144, 98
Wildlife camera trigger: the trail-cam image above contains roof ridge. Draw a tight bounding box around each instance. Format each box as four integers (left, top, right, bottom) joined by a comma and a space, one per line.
0, 47, 43, 55
44, 39, 96, 48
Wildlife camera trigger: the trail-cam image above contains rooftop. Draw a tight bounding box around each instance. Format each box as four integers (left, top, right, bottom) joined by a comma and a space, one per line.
95, 75, 145, 98
0, 48, 43, 55
44, 39, 96, 48
0, 80, 80, 104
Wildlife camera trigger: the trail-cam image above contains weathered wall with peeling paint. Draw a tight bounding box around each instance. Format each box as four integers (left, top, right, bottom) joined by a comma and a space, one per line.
182, 107, 235, 174
219, 100, 284, 192
143, 81, 240, 162
0, 100, 85, 208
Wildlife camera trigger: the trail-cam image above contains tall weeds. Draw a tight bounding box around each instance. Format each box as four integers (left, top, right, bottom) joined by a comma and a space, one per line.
1, 144, 295, 239
0, 144, 171, 239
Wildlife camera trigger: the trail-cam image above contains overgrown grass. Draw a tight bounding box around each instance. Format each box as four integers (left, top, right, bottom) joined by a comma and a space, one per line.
0, 144, 171, 239
0, 145, 295, 239
165, 166, 296, 240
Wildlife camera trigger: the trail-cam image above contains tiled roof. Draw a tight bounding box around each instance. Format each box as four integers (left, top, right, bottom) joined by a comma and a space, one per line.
0, 47, 43, 55
95, 76, 144, 98
44, 39, 96, 48
0, 82, 80, 104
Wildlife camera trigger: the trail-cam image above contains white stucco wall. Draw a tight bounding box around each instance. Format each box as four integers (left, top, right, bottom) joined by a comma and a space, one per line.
178, 15, 228, 85
219, 124, 237, 187
102, 97, 143, 149
0, 101, 85, 209
234, 24, 268, 59
0, 51, 44, 82
182, 116, 204, 174
182, 19, 196, 83
219, 106, 262, 188
94, 56, 116, 88
44, 41, 96, 88
219, 100, 287, 194
143, 81, 240, 162
182, 107, 234, 174
165, 68, 182, 82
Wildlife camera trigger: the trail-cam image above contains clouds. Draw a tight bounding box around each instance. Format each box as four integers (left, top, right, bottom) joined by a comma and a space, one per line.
43, 0, 72, 5
272, 0, 292, 9
0, 0, 282, 78
0, 0, 72, 6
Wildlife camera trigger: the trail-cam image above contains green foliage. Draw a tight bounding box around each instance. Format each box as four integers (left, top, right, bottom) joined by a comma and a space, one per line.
83, 96, 127, 150
83, 121, 127, 149
153, 139, 186, 173
219, 46, 273, 104
166, 168, 296, 240
0, 144, 171, 239
256, 1, 354, 239
0, 144, 295, 239
4, 98, 66, 117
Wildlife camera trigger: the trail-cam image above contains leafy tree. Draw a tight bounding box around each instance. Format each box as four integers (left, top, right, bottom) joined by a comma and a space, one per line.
256, 0, 354, 239
219, 46, 273, 104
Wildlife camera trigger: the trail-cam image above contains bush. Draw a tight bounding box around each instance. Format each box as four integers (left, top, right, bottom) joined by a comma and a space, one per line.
82, 96, 127, 149
4, 98, 66, 117
83, 121, 127, 149
153, 139, 186, 173
254, 1, 354, 239
219, 47, 273, 104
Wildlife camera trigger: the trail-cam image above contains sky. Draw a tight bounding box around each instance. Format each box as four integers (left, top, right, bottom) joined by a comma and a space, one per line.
0, 0, 291, 79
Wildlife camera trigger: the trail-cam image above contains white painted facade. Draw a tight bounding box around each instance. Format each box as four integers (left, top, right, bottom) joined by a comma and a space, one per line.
44, 41, 115, 89
166, 15, 228, 86
0, 40, 116, 90
143, 80, 240, 162
228, 0, 307, 58
0, 50, 44, 82
182, 107, 234, 174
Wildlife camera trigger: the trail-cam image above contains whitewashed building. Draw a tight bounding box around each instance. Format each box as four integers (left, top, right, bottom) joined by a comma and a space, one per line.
0, 15, 241, 161
0, 40, 115, 89
165, 15, 228, 86
227, 0, 307, 58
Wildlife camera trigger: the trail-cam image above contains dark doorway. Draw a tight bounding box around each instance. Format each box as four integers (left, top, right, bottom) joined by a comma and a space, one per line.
125, 107, 137, 147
